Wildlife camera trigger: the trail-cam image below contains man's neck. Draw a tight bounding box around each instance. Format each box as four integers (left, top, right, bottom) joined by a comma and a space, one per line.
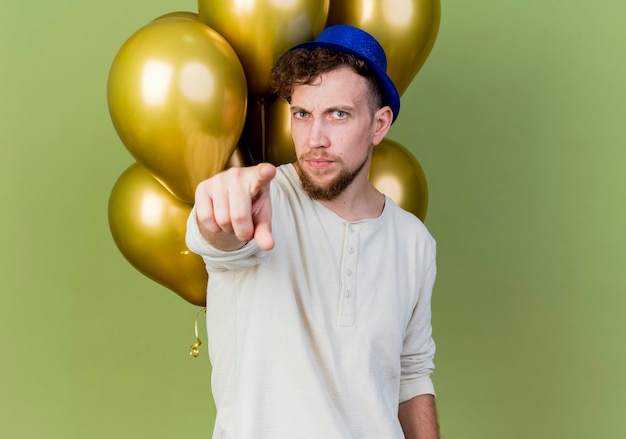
318, 180, 385, 222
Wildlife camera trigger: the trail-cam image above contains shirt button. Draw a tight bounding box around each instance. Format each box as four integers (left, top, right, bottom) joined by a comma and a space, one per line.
349, 246, 355, 254
346, 269, 352, 276
346, 290, 352, 299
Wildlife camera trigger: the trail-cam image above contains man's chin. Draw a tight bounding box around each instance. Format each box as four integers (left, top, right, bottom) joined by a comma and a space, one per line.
299, 169, 351, 201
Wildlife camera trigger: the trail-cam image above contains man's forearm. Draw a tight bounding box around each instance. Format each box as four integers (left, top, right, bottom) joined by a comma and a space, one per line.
398, 394, 440, 439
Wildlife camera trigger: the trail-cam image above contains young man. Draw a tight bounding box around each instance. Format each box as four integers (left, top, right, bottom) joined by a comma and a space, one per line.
186, 25, 439, 439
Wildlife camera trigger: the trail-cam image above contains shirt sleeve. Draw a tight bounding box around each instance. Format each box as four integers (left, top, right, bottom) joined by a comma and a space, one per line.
185, 205, 269, 272
399, 256, 437, 403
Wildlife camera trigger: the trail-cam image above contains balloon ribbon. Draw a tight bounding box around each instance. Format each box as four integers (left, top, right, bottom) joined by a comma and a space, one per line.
189, 307, 207, 358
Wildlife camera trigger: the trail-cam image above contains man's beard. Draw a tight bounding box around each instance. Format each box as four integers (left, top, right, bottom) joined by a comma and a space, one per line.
297, 152, 370, 201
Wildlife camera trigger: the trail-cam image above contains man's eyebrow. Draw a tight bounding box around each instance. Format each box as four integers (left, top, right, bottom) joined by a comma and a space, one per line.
327, 105, 355, 113
290, 105, 356, 114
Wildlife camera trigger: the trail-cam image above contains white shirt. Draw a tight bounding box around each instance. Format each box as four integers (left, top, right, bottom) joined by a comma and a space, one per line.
186, 164, 437, 439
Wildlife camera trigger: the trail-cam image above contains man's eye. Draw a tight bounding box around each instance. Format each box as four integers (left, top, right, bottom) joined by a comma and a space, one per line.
294, 111, 307, 119
334, 111, 348, 119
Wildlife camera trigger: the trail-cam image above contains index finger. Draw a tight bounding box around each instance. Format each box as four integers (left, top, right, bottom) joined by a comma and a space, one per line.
249, 163, 276, 197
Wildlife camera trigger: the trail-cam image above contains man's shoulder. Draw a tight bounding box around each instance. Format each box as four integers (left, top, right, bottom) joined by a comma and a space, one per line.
272, 163, 297, 191
384, 197, 436, 250
385, 197, 432, 230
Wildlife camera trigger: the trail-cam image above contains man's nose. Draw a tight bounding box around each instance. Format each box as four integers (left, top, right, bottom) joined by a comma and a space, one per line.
307, 117, 330, 149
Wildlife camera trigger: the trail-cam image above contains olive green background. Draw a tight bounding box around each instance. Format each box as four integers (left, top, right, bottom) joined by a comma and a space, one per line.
2, 1, 624, 438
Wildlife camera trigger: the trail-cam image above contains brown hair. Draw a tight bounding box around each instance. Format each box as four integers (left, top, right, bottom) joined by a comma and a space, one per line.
270, 48, 384, 117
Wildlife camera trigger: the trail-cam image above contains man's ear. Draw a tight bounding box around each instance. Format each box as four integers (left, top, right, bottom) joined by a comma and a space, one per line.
372, 106, 393, 146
